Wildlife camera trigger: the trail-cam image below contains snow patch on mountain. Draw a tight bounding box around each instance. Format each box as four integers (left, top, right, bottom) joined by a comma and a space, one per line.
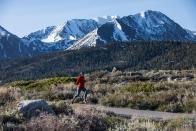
185, 29, 196, 40
94, 16, 120, 25
0, 30, 6, 36
0, 26, 9, 37
0, 26, 11, 41
113, 20, 128, 41
69, 35, 76, 40
42, 24, 64, 42
42, 32, 62, 42
140, 11, 145, 18
67, 29, 99, 50
24, 26, 55, 41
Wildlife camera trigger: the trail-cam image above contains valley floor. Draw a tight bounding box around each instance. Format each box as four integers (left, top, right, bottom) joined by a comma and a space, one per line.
0, 70, 196, 130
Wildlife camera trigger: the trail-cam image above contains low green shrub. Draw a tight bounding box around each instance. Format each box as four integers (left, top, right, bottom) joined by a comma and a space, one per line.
167, 117, 187, 130
103, 116, 123, 126
10, 77, 76, 91
184, 99, 196, 113
43, 91, 74, 101
158, 103, 184, 113
100, 91, 183, 111
100, 94, 129, 107
49, 101, 73, 115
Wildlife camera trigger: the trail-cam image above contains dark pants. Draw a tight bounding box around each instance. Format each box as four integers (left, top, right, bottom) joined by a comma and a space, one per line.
74, 87, 89, 100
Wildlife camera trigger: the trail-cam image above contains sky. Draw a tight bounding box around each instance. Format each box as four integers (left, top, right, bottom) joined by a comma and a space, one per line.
0, 0, 196, 37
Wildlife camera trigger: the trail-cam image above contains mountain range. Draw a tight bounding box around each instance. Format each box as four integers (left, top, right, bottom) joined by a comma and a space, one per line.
0, 10, 196, 59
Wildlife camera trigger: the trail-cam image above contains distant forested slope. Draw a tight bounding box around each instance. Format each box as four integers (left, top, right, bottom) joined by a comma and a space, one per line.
0, 41, 195, 83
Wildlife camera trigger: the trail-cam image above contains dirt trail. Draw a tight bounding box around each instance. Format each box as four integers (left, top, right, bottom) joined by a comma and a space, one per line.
72, 104, 196, 120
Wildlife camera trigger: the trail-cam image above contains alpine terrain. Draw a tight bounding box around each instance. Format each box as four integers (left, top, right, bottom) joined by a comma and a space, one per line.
0, 10, 196, 59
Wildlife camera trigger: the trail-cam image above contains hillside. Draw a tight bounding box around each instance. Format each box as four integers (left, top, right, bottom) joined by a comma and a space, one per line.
1, 70, 196, 130
0, 41, 196, 83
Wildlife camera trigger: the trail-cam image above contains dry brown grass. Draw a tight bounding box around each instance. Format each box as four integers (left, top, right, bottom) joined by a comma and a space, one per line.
0, 87, 9, 95
24, 113, 67, 131
0, 87, 15, 106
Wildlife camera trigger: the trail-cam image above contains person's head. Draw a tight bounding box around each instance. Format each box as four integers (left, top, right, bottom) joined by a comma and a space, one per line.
79, 72, 83, 76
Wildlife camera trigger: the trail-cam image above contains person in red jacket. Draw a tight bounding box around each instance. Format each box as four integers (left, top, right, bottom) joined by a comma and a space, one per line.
72, 72, 89, 104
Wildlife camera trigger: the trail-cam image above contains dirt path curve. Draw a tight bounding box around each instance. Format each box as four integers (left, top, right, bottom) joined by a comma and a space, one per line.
72, 104, 196, 120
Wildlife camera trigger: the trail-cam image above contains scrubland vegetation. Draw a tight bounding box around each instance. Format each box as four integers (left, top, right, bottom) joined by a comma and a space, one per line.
0, 70, 196, 130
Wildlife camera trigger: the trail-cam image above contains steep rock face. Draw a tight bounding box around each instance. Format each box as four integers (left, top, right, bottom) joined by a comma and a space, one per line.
0, 26, 34, 59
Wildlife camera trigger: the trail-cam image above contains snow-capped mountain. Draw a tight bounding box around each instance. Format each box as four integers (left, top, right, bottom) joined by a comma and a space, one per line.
41, 19, 99, 43
24, 19, 99, 43
120, 10, 194, 41
0, 18, 101, 59
67, 20, 128, 50
22, 19, 100, 51
25, 17, 117, 43
69, 10, 196, 50
1, 10, 196, 59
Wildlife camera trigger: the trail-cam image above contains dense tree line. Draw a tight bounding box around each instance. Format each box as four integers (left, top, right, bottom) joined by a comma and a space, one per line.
0, 41, 195, 83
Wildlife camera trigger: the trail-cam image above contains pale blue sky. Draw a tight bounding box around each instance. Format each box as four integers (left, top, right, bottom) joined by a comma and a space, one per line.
0, 0, 195, 37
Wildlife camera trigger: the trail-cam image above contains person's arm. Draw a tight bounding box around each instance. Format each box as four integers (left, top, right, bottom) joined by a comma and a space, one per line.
84, 77, 86, 83
76, 76, 80, 85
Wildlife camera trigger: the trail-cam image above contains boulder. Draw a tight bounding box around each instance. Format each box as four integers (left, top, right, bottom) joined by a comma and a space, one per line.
17, 99, 55, 119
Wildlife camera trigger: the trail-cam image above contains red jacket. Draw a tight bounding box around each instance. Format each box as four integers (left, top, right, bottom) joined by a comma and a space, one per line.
76, 75, 85, 88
